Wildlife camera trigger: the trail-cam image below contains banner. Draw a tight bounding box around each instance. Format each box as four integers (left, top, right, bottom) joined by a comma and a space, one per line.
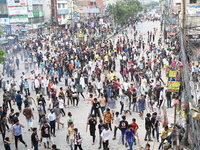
8, 7, 28, 16
167, 70, 181, 92
7, 0, 27, 7
27, 0, 33, 11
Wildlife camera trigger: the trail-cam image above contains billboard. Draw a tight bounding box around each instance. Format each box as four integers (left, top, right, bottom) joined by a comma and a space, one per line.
8, 7, 27, 16
27, 0, 33, 10
167, 71, 181, 92
7, 0, 27, 7
9, 15, 28, 23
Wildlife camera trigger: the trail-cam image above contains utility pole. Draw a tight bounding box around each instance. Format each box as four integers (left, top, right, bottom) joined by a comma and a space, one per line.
181, 0, 186, 43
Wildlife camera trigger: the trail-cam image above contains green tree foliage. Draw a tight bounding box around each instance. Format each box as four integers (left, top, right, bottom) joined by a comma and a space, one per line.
0, 50, 6, 63
0, 31, 6, 63
107, 0, 143, 25
143, 1, 159, 9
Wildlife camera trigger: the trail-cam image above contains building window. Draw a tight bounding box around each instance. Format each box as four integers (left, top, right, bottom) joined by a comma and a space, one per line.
58, 4, 61, 8
63, 4, 65, 8
190, 0, 197, 3
63, 14, 66, 19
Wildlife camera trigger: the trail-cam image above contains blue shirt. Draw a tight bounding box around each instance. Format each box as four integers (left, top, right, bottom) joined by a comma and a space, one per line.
124, 129, 135, 142
138, 98, 145, 108
12, 124, 22, 136
15, 94, 22, 103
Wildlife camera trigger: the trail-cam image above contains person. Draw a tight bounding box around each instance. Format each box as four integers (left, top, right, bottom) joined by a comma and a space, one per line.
98, 120, 105, 149
48, 109, 56, 137
145, 143, 151, 150
130, 118, 139, 145
15, 91, 23, 112
67, 112, 73, 127
0, 115, 7, 140
101, 124, 110, 150
73, 128, 83, 150
23, 103, 34, 131
12, 119, 27, 150
138, 94, 146, 119
158, 126, 173, 150
54, 103, 64, 130
113, 111, 121, 140
58, 95, 66, 116
52, 144, 60, 150
119, 115, 128, 146
93, 98, 100, 118
104, 108, 113, 131
38, 101, 45, 123
88, 114, 97, 145
67, 122, 75, 150
31, 127, 39, 150
4, 137, 11, 150
151, 112, 159, 142
144, 113, 152, 141
41, 120, 51, 149
124, 124, 135, 150
99, 93, 106, 114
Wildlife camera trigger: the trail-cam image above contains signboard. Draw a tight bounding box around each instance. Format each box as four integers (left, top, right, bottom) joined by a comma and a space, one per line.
27, 0, 33, 10
9, 17, 28, 23
0, 18, 9, 24
29, 33, 37, 39
83, 8, 100, 13
78, 33, 84, 38
8, 7, 27, 16
28, 12, 33, 18
32, 0, 42, 4
7, 0, 27, 7
58, 9, 69, 15
167, 71, 181, 92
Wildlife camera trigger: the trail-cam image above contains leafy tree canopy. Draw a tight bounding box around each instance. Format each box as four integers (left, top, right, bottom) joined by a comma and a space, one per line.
107, 0, 143, 25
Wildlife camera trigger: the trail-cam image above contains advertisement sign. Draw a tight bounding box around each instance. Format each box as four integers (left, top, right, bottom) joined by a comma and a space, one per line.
8, 7, 27, 16
58, 9, 69, 15
27, 0, 33, 10
32, 0, 42, 4
167, 71, 181, 92
29, 33, 37, 39
84, 8, 100, 13
9, 17, 28, 23
7, 0, 27, 7
0, 18, 9, 24
28, 12, 33, 18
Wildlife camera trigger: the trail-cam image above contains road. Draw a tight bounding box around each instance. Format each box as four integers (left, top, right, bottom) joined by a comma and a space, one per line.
0, 20, 175, 150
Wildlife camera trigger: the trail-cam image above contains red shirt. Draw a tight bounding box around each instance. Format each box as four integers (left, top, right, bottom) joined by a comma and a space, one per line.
130, 123, 138, 132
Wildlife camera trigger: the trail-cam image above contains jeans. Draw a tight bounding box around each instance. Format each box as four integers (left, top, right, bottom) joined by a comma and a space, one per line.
26, 118, 33, 130
74, 144, 83, 150
152, 127, 159, 140
128, 141, 134, 150
132, 102, 138, 112
69, 139, 73, 150
158, 137, 171, 149
14, 134, 26, 149
17, 103, 22, 111
34, 144, 38, 150
103, 140, 109, 149
50, 120, 56, 135
100, 106, 106, 114
121, 131, 127, 145
167, 98, 171, 107
114, 126, 118, 137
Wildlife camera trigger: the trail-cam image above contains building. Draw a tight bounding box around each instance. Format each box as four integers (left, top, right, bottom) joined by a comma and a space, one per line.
57, 0, 69, 25
0, 0, 9, 25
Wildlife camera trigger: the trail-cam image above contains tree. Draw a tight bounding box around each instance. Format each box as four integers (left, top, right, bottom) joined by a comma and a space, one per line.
0, 31, 6, 63
107, 0, 143, 25
143, 1, 159, 10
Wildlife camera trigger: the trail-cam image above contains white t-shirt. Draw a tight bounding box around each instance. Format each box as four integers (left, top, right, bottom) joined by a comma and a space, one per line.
123, 82, 129, 91
59, 99, 64, 108
101, 129, 110, 141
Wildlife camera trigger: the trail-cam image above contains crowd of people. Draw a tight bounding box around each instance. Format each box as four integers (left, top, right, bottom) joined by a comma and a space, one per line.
0, 11, 181, 150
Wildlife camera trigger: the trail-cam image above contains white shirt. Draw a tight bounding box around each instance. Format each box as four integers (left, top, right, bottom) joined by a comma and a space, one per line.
34, 79, 40, 88
48, 113, 56, 121
101, 129, 110, 141
159, 90, 164, 100
96, 81, 102, 89
123, 82, 129, 91
114, 116, 121, 126
59, 99, 64, 108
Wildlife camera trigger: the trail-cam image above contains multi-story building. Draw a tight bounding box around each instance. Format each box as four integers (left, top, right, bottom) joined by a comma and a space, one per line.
57, 0, 69, 25
0, 0, 9, 25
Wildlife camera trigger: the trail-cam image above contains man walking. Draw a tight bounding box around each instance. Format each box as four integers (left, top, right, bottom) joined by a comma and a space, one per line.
88, 114, 97, 145
48, 109, 56, 137
119, 115, 128, 146
12, 119, 27, 150
74, 128, 83, 150
23, 104, 34, 131
31, 127, 39, 150
101, 124, 110, 150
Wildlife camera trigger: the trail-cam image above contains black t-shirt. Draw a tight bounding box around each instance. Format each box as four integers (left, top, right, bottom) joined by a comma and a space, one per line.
151, 116, 158, 127
93, 101, 100, 109
119, 120, 128, 132
89, 119, 96, 130
31, 133, 39, 145
132, 93, 137, 103
98, 124, 104, 134
41, 125, 50, 137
